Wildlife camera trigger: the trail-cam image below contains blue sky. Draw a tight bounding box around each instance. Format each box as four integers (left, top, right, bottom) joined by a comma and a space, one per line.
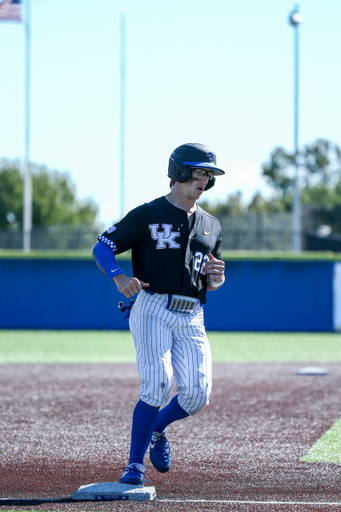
1, 0, 340, 228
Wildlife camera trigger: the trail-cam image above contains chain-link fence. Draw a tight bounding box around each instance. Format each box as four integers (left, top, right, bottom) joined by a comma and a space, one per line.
220, 213, 293, 251
1, 214, 340, 252
0, 225, 100, 251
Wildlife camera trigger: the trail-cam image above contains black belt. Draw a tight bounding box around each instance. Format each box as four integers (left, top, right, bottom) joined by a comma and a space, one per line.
144, 289, 201, 313
145, 289, 172, 309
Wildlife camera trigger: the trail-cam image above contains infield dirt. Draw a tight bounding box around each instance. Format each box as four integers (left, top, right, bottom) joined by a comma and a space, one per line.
1, 362, 341, 512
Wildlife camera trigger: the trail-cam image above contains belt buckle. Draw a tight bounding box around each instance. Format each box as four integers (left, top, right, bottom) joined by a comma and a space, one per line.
169, 294, 198, 314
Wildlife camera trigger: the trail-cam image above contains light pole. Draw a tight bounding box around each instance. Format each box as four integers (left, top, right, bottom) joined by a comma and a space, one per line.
289, 5, 303, 252
23, 0, 32, 253
120, 11, 126, 219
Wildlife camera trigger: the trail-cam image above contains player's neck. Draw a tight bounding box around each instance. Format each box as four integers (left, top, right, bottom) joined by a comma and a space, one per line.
165, 189, 197, 214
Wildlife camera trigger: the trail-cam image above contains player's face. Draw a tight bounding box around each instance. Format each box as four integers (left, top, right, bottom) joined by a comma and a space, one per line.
184, 169, 213, 199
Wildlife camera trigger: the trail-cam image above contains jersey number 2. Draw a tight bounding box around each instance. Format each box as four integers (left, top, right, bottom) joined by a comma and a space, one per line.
194, 252, 209, 275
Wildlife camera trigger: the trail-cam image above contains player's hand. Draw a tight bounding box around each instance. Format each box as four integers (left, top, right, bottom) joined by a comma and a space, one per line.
204, 253, 225, 287
113, 274, 149, 298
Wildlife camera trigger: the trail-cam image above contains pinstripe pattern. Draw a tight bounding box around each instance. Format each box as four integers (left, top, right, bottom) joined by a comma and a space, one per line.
129, 290, 212, 416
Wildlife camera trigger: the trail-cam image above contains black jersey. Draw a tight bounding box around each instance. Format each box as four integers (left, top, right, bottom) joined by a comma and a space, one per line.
98, 196, 222, 304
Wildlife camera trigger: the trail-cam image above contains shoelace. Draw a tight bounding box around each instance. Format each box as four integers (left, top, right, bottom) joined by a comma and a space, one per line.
122, 466, 149, 483
160, 438, 170, 457
154, 435, 169, 457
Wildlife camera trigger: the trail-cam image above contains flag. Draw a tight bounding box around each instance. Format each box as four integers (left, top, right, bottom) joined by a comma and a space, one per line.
0, 0, 22, 22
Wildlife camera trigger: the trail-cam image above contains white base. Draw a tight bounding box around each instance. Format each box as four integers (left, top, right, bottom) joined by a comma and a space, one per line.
72, 482, 156, 501
296, 366, 328, 376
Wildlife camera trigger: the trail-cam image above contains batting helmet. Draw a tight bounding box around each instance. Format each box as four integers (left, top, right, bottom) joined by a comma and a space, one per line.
168, 143, 225, 191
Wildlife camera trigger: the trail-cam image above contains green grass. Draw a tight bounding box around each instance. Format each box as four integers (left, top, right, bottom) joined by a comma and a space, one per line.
0, 330, 341, 363
1, 249, 341, 261
301, 417, 341, 463
209, 332, 341, 362
0, 330, 135, 363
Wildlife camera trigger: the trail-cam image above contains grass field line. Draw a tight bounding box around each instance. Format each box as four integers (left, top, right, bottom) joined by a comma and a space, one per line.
1, 330, 341, 363
160, 499, 341, 506
0, 497, 340, 507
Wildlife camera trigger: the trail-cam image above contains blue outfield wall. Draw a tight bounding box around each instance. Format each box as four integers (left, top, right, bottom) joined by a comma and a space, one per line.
0, 258, 335, 331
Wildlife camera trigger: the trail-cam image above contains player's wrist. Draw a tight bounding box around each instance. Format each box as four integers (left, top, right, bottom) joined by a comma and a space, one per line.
209, 275, 225, 288
112, 271, 125, 284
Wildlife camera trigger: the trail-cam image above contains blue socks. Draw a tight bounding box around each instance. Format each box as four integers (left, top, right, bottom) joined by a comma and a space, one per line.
154, 394, 189, 433
128, 395, 189, 464
128, 400, 159, 464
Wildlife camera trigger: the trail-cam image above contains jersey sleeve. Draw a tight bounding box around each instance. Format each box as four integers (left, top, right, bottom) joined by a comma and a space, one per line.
98, 204, 145, 254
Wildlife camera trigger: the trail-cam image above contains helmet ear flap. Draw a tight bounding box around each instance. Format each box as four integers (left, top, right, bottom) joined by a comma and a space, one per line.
168, 155, 193, 183
174, 161, 191, 183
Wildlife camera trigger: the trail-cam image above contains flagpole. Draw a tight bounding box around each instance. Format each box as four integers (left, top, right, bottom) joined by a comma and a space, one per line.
23, 0, 31, 253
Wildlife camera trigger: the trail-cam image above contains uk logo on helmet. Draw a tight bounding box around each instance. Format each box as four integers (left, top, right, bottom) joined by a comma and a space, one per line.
206, 152, 215, 162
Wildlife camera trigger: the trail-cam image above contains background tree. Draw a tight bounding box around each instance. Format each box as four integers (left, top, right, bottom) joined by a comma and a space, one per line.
260, 138, 341, 232
199, 138, 341, 234
199, 191, 244, 217
0, 159, 99, 230
262, 139, 341, 194
246, 191, 292, 214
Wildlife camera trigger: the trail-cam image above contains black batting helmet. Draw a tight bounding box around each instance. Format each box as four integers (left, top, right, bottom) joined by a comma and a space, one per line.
168, 143, 225, 191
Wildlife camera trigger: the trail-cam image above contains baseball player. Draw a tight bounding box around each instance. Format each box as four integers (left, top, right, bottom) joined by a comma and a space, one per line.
92, 143, 225, 486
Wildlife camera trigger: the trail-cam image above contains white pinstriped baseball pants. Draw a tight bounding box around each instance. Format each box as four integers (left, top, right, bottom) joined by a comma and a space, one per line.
129, 289, 212, 416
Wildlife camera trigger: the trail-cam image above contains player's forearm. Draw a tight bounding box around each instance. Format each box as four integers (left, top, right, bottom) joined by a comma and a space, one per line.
92, 241, 124, 282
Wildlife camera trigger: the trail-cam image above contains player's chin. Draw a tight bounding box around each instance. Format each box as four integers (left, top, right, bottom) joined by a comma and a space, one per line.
188, 187, 204, 201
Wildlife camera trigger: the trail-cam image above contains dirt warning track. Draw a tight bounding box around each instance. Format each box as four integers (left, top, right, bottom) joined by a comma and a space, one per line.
1, 362, 341, 511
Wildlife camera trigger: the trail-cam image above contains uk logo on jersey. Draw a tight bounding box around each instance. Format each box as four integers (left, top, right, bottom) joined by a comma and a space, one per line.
149, 224, 180, 249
